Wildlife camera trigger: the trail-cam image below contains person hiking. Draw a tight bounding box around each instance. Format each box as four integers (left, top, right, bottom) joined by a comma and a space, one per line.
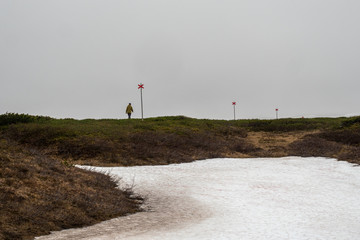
126, 103, 133, 119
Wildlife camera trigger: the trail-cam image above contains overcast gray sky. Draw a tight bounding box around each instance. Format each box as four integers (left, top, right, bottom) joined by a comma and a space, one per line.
1, 0, 359, 120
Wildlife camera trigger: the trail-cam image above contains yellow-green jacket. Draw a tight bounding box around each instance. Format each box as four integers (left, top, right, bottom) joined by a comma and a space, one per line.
126, 104, 133, 114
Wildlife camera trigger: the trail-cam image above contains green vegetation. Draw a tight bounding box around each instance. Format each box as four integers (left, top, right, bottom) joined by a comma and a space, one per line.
1, 114, 358, 166
238, 117, 345, 132
0, 113, 51, 127
341, 116, 360, 128
1, 113, 359, 239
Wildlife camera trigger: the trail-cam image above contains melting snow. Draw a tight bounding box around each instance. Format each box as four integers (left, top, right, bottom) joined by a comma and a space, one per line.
36, 157, 360, 240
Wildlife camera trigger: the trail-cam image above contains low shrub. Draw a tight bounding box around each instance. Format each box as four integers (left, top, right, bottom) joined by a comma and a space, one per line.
0, 113, 51, 126
4, 124, 76, 147
288, 135, 342, 157
0, 141, 141, 240
338, 146, 360, 163
229, 139, 259, 153
242, 118, 342, 132
341, 116, 360, 128
218, 126, 248, 137
317, 129, 360, 146
57, 137, 114, 159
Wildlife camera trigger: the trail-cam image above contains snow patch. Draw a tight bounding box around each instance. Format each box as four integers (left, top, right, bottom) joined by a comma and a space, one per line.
36, 157, 360, 240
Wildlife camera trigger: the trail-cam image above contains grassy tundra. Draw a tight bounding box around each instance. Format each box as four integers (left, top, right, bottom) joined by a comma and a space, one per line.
1, 113, 359, 239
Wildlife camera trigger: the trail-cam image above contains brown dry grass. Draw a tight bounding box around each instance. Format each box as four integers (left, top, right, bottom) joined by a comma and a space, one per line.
0, 139, 142, 240
288, 130, 360, 165
53, 130, 252, 167
224, 130, 360, 165
246, 131, 317, 157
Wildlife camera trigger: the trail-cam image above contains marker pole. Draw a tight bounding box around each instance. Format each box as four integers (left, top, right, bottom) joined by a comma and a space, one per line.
138, 83, 144, 121
233, 104, 236, 120
232, 102, 236, 120
140, 88, 143, 121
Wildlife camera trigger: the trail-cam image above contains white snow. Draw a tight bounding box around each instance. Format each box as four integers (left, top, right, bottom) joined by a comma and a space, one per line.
36, 157, 360, 240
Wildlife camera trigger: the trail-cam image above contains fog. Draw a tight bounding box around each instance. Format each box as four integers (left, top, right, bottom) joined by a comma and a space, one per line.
1, 0, 359, 119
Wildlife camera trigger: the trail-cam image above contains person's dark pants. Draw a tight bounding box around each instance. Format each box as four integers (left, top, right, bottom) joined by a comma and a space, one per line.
128, 113, 131, 119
